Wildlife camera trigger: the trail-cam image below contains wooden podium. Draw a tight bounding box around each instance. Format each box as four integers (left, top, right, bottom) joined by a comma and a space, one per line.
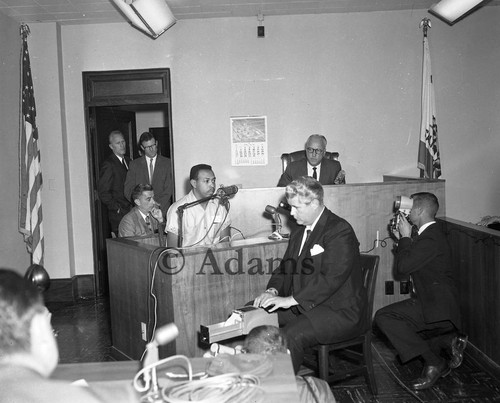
107, 236, 288, 359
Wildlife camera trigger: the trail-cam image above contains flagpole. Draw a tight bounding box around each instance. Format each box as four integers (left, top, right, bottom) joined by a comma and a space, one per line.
19, 23, 50, 291
417, 17, 442, 180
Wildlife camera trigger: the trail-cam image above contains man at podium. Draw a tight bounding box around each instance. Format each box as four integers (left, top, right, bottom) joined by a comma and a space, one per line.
166, 164, 231, 248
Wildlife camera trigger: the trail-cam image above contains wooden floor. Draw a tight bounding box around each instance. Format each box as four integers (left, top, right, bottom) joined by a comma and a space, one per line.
48, 297, 500, 402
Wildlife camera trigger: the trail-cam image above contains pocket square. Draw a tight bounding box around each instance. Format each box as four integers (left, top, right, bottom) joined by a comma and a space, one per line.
310, 244, 324, 256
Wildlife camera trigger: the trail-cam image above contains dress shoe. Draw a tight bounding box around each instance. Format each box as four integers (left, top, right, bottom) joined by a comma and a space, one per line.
450, 333, 468, 369
411, 361, 451, 390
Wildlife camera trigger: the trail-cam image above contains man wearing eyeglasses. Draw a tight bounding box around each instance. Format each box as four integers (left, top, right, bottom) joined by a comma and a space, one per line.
124, 131, 173, 217
277, 134, 343, 187
0, 269, 138, 402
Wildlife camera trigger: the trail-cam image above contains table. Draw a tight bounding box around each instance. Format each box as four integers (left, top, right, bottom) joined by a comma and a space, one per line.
52, 353, 300, 403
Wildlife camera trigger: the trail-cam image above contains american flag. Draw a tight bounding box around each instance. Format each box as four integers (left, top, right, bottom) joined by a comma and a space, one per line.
19, 24, 44, 265
418, 21, 441, 179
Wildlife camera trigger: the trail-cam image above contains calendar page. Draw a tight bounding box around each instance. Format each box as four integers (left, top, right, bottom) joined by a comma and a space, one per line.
230, 116, 268, 166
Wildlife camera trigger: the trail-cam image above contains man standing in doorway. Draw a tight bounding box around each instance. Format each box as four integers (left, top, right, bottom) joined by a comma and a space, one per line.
98, 130, 132, 236
124, 131, 173, 217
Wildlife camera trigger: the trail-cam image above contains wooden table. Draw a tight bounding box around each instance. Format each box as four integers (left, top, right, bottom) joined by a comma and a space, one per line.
52, 353, 300, 403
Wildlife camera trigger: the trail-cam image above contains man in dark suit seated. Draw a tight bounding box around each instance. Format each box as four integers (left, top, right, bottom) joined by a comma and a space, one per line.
118, 184, 164, 237
98, 130, 132, 236
277, 134, 343, 187
0, 269, 137, 402
253, 176, 366, 373
375, 192, 467, 390
124, 131, 173, 218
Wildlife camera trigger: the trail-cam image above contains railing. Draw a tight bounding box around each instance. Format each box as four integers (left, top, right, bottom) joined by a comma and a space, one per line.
438, 217, 500, 373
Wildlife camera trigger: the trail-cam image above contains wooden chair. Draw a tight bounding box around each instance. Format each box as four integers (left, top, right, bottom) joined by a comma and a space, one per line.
303, 254, 380, 395
280, 150, 339, 173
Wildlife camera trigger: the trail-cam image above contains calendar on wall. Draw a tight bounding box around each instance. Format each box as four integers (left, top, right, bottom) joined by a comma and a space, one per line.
230, 116, 268, 166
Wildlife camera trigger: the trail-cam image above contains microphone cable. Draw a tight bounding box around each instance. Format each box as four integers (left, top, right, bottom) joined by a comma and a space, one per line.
161, 373, 264, 403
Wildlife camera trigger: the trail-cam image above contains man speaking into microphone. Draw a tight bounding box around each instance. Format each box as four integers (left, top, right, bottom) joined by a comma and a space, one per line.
166, 164, 233, 248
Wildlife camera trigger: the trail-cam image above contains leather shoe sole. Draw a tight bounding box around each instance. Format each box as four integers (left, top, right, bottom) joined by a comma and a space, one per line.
411, 362, 451, 390
450, 333, 468, 369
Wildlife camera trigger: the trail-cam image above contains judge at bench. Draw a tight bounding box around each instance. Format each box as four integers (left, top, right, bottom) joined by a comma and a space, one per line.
253, 176, 366, 373
118, 184, 163, 237
277, 134, 343, 187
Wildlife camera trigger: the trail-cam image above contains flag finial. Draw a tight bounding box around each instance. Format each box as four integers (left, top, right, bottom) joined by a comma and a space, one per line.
20, 23, 30, 39
420, 18, 431, 37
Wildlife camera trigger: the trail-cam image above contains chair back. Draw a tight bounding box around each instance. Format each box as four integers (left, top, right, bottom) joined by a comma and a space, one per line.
359, 254, 379, 329
281, 150, 339, 173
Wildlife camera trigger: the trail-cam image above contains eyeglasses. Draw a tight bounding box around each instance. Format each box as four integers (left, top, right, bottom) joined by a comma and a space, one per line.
306, 147, 324, 155
143, 143, 157, 151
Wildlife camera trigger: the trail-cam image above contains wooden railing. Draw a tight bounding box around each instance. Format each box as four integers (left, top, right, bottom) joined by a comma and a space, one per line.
438, 217, 500, 372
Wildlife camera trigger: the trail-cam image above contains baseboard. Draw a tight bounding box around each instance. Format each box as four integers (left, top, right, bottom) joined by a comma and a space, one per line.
44, 275, 95, 302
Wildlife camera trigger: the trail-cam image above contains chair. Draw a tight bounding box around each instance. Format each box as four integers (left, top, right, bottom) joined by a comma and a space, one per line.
303, 254, 380, 395
280, 150, 339, 173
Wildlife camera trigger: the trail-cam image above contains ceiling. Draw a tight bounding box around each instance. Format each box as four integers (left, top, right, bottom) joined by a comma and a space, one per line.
1, 0, 498, 26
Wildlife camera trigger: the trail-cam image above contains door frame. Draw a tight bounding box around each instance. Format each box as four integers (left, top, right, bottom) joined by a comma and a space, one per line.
83, 68, 174, 296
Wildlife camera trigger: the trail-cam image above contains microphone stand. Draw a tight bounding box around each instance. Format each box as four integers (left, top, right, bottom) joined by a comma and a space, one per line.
176, 193, 219, 248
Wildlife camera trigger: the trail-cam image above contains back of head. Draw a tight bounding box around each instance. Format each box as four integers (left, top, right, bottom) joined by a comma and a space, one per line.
286, 176, 324, 205
243, 325, 288, 355
411, 192, 439, 218
0, 269, 44, 357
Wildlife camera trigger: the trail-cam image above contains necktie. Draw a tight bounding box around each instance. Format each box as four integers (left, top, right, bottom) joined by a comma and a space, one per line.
299, 229, 311, 255
145, 216, 152, 232
122, 158, 128, 170
312, 167, 317, 180
149, 158, 154, 184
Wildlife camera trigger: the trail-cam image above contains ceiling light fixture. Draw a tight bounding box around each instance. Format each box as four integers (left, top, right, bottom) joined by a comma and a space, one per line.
111, 0, 176, 39
429, 0, 485, 25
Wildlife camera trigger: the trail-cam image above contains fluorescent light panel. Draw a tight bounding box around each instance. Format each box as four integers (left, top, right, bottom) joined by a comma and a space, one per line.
111, 0, 176, 39
429, 0, 484, 24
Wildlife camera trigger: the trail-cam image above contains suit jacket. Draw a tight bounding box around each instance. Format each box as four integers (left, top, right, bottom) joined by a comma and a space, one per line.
118, 206, 161, 237
98, 153, 132, 233
0, 365, 137, 403
277, 158, 342, 187
267, 208, 366, 344
124, 155, 173, 216
395, 223, 461, 328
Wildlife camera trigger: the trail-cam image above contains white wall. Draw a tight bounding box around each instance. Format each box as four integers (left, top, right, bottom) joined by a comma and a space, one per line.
20, 8, 500, 278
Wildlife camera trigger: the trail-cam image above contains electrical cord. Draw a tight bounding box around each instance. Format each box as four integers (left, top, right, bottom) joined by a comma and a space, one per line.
161, 373, 264, 403
361, 236, 394, 254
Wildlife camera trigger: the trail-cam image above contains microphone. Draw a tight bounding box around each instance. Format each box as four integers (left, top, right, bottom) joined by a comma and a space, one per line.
142, 323, 179, 391
265, 205, 277, 215
216, 185, 239, 197
278, 201, 291, 212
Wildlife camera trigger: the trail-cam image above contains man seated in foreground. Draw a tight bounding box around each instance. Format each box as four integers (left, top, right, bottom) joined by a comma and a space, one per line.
253, 176, 366, 373
0, 269, 136, 403
243, 325, 336, 403
118, 183, 164, 237
166, 164, 231, 248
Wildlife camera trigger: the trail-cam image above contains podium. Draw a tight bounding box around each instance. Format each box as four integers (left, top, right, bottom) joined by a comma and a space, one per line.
106, 236, 288, 359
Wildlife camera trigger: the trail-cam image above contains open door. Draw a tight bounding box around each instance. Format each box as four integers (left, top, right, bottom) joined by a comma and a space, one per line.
83, 69, 174, 296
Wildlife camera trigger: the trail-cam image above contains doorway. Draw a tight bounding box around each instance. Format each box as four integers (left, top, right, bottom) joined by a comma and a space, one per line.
83, 69, 174, 296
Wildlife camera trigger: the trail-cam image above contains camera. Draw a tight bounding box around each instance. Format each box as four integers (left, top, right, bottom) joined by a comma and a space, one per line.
390, 196, 413, 232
